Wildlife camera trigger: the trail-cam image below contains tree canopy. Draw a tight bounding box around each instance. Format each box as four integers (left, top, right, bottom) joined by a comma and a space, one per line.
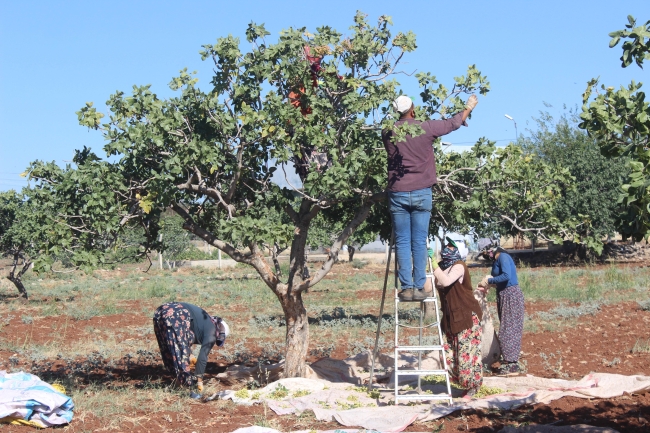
580, 15, 650, 241
522, 109, 628, 253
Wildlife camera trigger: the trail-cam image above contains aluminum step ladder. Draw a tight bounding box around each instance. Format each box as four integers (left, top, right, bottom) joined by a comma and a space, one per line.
393, 242, 453, 404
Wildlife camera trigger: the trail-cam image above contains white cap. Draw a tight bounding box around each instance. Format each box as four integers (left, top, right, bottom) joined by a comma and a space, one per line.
392, 95, 413, 114
219, 320, 230, 338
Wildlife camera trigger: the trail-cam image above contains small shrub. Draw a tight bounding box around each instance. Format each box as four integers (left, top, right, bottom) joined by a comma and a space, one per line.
351, 259, 367, 269
637, 299, 650, 311
537, 302, 600, 321
259, 342, 285, 363
539, 351, 568, 378
221, 341, 253, 365
174, 245, 220, 261
309, 344, 334, 358
291, 389, 311, 398
631, 338, 650, 353
68, 303, 123, 321
147, 283, 173, 298
249, 315, 285, 328
21, 315, 33, 324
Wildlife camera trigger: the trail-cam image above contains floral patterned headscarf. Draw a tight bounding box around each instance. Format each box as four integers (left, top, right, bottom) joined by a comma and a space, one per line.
439, 246, 462, 270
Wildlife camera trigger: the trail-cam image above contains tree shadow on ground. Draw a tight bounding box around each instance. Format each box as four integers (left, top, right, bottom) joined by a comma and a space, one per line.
25, 351, 228, 390
459, 392, 650, 432
0, 292, 25, 302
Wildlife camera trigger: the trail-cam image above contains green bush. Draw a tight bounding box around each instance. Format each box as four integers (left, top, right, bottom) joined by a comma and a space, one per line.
173, 245, 232, 261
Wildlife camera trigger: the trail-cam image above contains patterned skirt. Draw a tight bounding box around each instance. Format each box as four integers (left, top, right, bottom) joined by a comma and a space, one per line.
153, 302, 196, 386
443, 312, 483, 391
496, 285, 525, 363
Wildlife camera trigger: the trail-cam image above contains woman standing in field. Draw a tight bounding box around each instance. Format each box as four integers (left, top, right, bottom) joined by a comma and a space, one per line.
479, 246, 524, 374
153, 302, 229, 397
432, 238, 484, 397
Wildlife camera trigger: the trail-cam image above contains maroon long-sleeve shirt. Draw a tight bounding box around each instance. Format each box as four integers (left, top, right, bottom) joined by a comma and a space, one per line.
382, 113, 465, 192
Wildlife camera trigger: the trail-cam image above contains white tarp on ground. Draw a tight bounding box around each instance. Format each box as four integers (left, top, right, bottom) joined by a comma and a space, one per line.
229, 426, 619, 433
217, 373, 650, 433
216, 289, 500, 388
216, 290, 638, 433
0, 371, 74, 428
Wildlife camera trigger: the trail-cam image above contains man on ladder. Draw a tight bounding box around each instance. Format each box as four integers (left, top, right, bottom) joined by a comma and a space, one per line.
382, 94, 478, 301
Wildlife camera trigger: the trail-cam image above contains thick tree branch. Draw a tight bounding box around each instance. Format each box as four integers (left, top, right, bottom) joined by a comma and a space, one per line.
225, 140, 245, 202
305, 191, 385, 289
171, 202, 280, 292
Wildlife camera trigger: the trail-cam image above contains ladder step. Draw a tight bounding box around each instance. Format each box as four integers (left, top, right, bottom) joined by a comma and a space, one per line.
396, 297, 437, 303
395, 369, 448, 376
395, 345, 444, 351
395, 394, 453, 401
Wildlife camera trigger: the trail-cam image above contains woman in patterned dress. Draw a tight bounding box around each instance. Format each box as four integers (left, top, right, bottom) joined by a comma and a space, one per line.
432, 238, 484, 397
479, 246, 525, 374
153, 302, 229, 397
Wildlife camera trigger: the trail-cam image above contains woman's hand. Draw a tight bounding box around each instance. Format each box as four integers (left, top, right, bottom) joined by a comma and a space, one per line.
478, 275, 491, 288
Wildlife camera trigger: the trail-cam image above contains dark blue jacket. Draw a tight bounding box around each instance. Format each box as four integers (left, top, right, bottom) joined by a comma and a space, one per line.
180, 302, 217, 378
488, 252, 519, 291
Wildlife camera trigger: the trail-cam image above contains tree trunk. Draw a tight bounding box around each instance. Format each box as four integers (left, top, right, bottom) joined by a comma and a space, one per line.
348, 246, 356, 262
280, 289, 309, 377
7, 253, 30, 299
7, 275, 29, 299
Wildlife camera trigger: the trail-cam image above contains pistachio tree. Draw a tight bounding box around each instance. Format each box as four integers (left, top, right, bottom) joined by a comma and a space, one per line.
70, 13, 495, 377
1, 152, 134, 299
1, 152, 133, 299
580, 15, 650, 240
20, 148, 161, 274
522, 110, 628, 253
0, 190, 37, 298
431, 140, 577, 245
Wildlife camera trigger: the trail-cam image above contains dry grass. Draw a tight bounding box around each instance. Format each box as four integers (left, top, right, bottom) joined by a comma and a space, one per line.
1, 260, 650, 430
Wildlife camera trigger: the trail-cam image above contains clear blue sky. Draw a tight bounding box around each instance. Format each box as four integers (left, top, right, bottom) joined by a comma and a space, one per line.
1, 0, 647, 191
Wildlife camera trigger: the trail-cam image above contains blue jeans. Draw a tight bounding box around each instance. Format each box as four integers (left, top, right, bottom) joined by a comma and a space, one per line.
388, 188, 432, 290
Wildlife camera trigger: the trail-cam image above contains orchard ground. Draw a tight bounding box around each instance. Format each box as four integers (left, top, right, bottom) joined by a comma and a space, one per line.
1, 253, 649, 432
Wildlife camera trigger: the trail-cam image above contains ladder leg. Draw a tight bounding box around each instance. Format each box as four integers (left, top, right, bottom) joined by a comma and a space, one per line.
369, 231, 394, 392
394, 237, 399, 402
417, 300, 423, 393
